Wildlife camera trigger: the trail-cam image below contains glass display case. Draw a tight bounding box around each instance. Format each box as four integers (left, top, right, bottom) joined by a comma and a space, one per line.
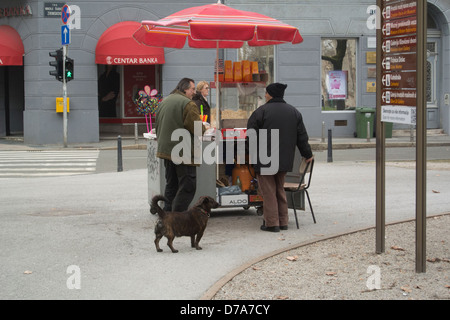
210, 82, 266, 129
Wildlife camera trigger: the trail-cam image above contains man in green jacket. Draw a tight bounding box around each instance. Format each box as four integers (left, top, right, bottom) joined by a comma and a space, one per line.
155, 78, 205, 212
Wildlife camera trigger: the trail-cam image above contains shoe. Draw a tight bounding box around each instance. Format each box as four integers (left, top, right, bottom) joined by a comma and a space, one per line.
280, 226, 288, 230
260, 224, 280, 232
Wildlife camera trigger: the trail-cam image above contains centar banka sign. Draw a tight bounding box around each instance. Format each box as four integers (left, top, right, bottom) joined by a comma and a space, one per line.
0, 5, 32, 18
106, 57, 160, 65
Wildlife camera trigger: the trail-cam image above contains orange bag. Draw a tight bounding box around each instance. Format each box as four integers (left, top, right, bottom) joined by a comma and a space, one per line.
251, 61, 259, 75
242, 60, 252, 82
224, 60, 233, 82
233, 61, 242, 82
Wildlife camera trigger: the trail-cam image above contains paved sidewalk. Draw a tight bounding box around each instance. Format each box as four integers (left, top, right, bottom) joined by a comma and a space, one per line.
1, 132, 449, 300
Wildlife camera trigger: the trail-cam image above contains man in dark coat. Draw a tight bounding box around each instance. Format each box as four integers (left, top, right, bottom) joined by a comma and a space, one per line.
98, 65, 120, 117
247, 83, 313, 232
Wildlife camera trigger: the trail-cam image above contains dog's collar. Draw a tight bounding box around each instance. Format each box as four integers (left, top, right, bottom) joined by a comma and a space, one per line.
199, 208, 210, 217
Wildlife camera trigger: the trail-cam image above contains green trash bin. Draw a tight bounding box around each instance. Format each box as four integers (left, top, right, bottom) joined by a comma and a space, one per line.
355, 107, 376, 138
383, 121, 393, 138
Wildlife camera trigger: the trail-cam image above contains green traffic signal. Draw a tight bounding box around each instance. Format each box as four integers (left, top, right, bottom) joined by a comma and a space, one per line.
65, 57, 74, 82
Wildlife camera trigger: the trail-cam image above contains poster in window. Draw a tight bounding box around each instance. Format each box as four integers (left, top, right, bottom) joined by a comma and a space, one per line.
124, 65, 156, 117
326, 71, 347, 100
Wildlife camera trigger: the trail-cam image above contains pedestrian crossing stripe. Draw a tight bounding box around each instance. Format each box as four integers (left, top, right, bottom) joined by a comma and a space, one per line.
0, 150, 100, 178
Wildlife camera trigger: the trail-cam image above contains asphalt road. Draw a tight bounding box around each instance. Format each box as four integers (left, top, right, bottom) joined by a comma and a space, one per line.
1, 143, 449, 300
95, 146, 450, 174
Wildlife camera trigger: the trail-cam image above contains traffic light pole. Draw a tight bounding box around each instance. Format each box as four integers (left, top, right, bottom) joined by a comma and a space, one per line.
62, 45, 68, 147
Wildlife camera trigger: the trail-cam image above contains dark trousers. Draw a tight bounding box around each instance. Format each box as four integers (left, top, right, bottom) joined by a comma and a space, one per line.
163, 159, 197, 212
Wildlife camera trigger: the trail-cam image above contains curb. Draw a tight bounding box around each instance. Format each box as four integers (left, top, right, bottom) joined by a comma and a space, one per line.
199, 212, 450, 300
98, 140, 450, 151
310, 141, 450, 151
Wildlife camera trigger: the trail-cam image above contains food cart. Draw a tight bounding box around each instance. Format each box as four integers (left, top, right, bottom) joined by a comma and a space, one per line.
135, 2, 305, 213
146, 79, 266, 213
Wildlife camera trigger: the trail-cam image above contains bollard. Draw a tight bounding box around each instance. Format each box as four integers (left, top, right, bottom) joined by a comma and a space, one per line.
327, 129, 333, 163
117, 135, 123, 172
134, 123, 138, 145
367, 121, 371, 142
321, 121, 325, 143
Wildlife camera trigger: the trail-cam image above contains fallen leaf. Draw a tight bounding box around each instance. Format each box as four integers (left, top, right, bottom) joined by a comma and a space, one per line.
23, 270, 33, 274
286, 255, 298, 261
391, 245, 405, 251
445, 285, 450, 289
432, 190, 440, 193
401, 286, 412, 293
326, 271, 337, 276
277, 296, 289, 300
252, 266, 261, 271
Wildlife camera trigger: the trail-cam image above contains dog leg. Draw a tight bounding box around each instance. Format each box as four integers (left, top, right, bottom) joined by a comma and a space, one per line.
190, 235, 196, 248
154, 235, 163, 252
194, 231, 204, 250
154, 223, 164, 252
167, 236, 178, 253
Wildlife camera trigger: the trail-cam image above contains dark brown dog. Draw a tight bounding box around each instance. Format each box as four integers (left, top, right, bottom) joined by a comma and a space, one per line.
150, 195, 219, 253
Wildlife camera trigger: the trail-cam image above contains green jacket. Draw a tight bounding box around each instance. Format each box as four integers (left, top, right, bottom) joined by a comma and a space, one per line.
155, 90, 205, 165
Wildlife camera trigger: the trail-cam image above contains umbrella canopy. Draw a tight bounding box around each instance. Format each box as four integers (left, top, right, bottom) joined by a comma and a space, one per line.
133, 1, 303, 49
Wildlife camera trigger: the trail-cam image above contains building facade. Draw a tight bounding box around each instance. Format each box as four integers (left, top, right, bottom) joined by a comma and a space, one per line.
1, 0, 449, 144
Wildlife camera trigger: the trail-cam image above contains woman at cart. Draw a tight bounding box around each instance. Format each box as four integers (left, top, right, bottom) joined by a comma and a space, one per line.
192, 80, 211, 124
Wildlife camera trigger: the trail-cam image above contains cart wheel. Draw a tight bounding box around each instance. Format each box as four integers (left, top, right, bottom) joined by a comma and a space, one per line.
243, 206, 250, 210
256, 206, 263, 216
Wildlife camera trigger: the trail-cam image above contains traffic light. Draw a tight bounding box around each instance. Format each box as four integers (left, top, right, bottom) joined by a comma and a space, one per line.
65, 57, 74, 82
49, 48, 63, 82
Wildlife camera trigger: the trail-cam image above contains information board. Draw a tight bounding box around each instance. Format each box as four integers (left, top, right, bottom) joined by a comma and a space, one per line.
380, 0, 418, 125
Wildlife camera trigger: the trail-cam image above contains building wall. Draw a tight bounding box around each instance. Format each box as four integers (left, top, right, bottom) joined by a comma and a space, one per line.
0, 0, 449, 143
229, 0, 450, 137
1, 0, 214, 145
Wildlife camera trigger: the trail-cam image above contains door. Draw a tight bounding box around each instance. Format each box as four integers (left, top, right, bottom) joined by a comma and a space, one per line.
426, 40, 440, 129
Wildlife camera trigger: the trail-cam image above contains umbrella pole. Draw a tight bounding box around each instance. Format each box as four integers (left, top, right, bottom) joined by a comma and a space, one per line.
215, 42, 220, 179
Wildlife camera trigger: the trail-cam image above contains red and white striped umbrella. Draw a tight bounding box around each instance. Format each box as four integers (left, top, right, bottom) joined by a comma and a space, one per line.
133, 1, 303, 49
133, 0, 303, 137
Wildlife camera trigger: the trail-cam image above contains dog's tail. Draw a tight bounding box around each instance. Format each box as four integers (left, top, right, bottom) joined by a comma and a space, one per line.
150, 195, 168, 217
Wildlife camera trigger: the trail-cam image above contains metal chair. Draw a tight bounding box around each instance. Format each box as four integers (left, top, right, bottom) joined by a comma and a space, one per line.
284, 158, 316, 228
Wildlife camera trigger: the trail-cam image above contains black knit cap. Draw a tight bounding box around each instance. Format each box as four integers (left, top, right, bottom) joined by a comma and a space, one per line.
266, 83, 288, 98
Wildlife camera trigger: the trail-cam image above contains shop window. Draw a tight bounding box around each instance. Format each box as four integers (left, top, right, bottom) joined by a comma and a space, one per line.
321, 39, 357, 111
98, 64, 161, 122
239, 43, 274, 84
123, 65, 157, 118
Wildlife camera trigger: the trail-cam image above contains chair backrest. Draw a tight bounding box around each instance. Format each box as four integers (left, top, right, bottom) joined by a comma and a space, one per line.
298, 158, 314, 190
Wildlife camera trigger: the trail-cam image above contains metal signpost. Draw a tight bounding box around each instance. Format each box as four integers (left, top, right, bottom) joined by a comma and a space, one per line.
61, 4, 70, 147
376, 0, 427, 272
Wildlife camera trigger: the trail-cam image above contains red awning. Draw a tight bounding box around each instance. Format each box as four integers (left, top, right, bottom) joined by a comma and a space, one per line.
95, 21, 165, 65
0, 25, 24, 66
